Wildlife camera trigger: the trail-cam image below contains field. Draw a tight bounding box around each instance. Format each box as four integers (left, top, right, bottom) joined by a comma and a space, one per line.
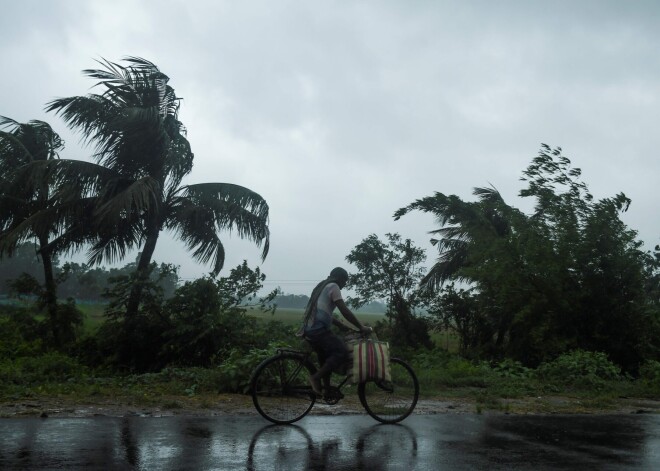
76, 303, 388, 338
76, 303, 386, 330
76, 302, 463, 351
243, 306, 386, 326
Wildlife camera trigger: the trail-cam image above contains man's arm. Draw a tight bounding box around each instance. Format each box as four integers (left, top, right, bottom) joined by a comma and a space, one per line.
335, 299, 372, 334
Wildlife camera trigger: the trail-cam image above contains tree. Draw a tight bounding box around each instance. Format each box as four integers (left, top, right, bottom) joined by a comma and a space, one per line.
0, 118, 82, 346
346, 233, 432, 349
44, 57, 270, 320
395, 145, 658, 371
162, 261, 276, 366
394, 183, 535, 359
422, 283, 481, 355
96, 260, 276, 370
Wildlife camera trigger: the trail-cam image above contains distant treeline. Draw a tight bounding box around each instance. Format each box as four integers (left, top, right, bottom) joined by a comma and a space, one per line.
0, 244, 385, 312
0, 243, 178, 302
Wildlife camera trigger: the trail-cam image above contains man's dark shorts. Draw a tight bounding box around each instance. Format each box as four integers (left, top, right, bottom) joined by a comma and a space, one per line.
306, 329, 347, 371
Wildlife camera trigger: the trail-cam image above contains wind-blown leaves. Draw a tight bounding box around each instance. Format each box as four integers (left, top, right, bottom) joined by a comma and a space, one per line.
396, 145, 655, 371
167, 182, 270, 274
42, 57, 270, 316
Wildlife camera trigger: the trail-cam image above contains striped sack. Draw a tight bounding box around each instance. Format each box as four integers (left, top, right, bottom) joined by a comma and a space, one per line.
352, 340, 391, 384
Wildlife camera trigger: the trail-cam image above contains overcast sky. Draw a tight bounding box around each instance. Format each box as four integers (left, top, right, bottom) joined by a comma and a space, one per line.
2, 0, 659, 295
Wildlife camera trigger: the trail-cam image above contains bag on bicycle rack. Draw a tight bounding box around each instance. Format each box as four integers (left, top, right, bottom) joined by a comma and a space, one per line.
352, 339, 391, 384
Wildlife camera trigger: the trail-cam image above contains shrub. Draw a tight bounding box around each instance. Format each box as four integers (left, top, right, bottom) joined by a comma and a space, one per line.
536, 350, 622, 389
0, 307, 44, 359
639, 360, 660, 385
215, 341, 293, 394
0, 352, 87, 385
492, 359, 533, 380
409, 348, 489, 388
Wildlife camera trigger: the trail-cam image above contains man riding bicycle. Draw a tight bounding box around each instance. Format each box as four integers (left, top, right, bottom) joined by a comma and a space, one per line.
300, 267, 372, 396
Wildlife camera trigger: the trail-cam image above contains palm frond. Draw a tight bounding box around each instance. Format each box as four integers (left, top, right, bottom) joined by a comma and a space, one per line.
172, 182, 270, 259
473, 184, 503, 204
164, 183, 269, 273
85, 217, 144, 265
93, 176, 161, 225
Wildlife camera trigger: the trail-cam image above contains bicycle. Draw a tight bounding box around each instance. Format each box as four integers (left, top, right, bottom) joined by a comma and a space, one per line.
250, 331, 419, 425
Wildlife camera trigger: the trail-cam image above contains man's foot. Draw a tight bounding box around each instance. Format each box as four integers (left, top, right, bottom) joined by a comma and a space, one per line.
323, 386, 344, 403
308, 375, 323, 395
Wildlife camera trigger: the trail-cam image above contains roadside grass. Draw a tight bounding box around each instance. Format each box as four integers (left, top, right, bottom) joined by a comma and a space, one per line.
3, 345, 660, 415
4, 303, 660, 415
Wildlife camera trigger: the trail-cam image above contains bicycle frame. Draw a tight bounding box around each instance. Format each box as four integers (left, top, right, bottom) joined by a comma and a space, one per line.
252, 335, 419, 424
274, 347, 351, 403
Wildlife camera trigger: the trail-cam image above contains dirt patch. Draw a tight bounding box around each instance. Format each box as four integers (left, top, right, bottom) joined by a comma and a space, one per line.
2, 394, 659, 418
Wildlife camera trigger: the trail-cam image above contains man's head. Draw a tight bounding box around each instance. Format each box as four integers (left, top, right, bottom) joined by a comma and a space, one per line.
329, 267, 349, 288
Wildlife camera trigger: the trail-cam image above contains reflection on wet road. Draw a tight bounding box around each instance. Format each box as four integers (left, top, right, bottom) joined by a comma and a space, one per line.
1, 414, 659, 470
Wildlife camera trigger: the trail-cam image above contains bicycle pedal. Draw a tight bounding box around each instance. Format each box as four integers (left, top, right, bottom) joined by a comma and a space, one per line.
322, 387, 344, 404
326, 391, 344, 400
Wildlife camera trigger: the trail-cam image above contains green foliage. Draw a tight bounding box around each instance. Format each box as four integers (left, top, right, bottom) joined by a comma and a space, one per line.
90, 261, 283, 372
54, 299, 84, 346
396, 145, 660, 372
45, 57, 270, 320
536, 350, 622, 389
492, 359, 533, 380
0, 118, 86, 349
0, 243, 180, 305
161, 262, 279, 367
7, 273, 43, 299
0, 305, 45, 359
0, 243, 46, 294
0, 352, 86, 386
94, 263, 173, 371
409, 348, 489, 389
346, 233, 432, 349
423, 283, 481, 356
215, 341, 292, 393
639, 360, 660, 382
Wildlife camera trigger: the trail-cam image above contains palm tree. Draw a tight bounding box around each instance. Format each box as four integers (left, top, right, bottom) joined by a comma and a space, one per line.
0, 117, 74, 345
395, 186, 528, 352
394, 185, 517, 290
45, 57, 270, 318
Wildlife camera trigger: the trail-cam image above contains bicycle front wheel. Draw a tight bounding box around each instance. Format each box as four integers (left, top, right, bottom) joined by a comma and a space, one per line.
358, 357, 419, 424
251, 353, 316, 424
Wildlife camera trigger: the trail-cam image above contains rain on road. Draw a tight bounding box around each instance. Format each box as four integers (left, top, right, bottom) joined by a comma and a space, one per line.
1, 413, 659, 470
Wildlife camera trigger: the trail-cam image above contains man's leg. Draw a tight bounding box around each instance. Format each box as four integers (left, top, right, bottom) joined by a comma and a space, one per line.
310, 332, 347, 395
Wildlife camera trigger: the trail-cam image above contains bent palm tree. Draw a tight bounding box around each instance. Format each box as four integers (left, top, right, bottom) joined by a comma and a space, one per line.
394, 186, 517, 289
0, 117, 75, 346
46, 57, 270, 318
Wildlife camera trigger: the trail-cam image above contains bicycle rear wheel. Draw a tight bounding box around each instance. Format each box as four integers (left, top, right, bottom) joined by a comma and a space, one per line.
251, 353, 316, 424
358, 357, 419, 424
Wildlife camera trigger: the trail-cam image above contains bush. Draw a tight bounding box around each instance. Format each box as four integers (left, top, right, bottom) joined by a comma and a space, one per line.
492, 359, 533, 380
0, 307, 44, 359
639, 360, 660, 385
0, 352, 87, 386
410, 348, 489, 388
536, 350, 622, 389
215, 341, 293, 393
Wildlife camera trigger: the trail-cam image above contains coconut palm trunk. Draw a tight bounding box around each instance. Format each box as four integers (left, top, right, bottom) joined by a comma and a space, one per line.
38, 238, 61, 346
126, 225, 160, 318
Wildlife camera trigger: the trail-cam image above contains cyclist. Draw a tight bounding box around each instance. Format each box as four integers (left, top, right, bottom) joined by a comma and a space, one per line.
299, 267, 372, 396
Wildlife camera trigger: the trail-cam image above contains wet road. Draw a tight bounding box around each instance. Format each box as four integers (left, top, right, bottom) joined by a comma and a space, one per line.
1, 413, 659, 470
